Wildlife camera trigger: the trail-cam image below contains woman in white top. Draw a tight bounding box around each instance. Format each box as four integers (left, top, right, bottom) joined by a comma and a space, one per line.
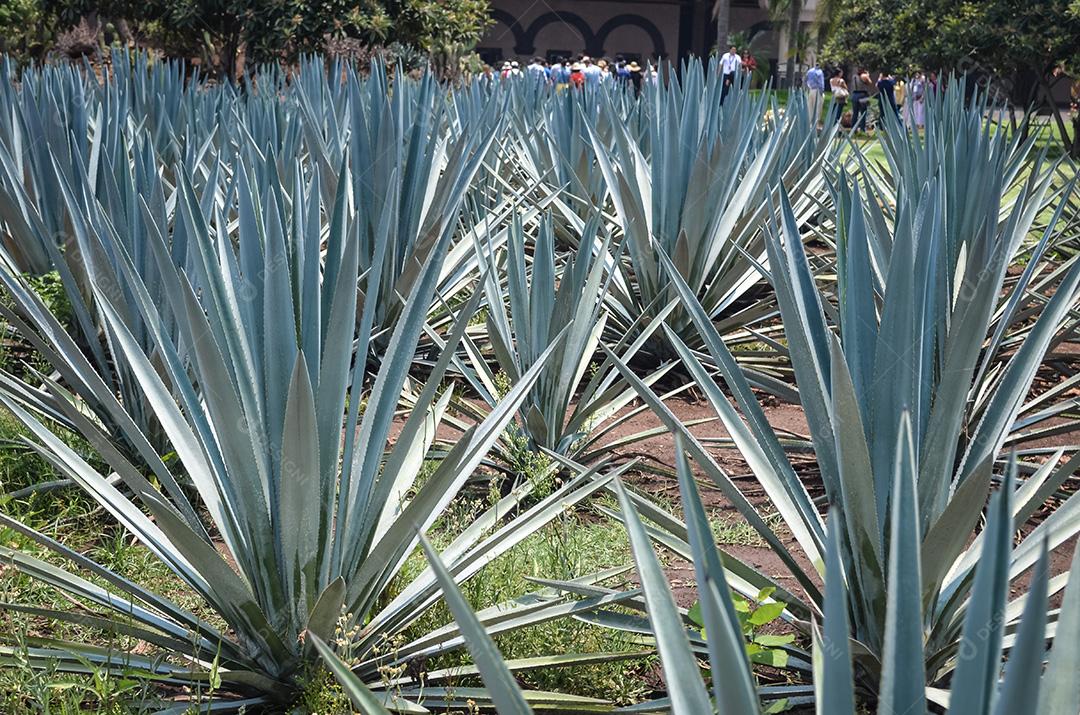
908, 72, 926, 129
829, 68, 849, 126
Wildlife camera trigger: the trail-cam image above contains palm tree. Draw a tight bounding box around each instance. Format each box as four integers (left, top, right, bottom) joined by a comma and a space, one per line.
713, 0, 730, 51
766, 0, 804, 86
786, 0, 802, 85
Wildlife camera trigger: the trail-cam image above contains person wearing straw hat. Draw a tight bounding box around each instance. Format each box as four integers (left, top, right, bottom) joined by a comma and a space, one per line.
627, 61, 643, 94
569, 61, 586, 89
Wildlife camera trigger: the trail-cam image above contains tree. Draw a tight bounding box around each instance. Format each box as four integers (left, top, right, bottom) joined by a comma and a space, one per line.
43, 0, 492, 78
714, 0, 730, 51
820, 0, 1080, 156
786, 0, 802, 84
0, 0, 58, 62
819, 0, 927, 71
767, 0, 807, 87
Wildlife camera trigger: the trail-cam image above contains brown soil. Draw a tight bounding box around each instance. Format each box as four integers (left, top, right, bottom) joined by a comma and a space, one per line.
407, 336, 1080, 610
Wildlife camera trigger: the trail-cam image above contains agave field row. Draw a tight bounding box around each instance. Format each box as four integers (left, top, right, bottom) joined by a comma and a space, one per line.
0, 50, 1079, 714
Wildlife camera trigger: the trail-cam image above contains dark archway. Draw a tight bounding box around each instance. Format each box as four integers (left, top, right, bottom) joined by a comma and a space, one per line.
594, 14, 667, 58
519, 12, 598, 56
489, 9, 527, 52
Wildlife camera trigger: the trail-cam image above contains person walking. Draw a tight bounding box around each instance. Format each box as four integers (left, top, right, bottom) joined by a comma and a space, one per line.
851, 68, 874, 131
741, 50, 757, 87
526, 57, 548, 82
908, 71, 926, 128
805, 62, 825, 124
627, 60, 644, 95
597, 58, 613, 83
582, 56, 603, 85
550, 58, 570, 89
569, 61, 586, 89
829, 68, 849, 126
876, 71, 900, 122
720, 45, 740, 104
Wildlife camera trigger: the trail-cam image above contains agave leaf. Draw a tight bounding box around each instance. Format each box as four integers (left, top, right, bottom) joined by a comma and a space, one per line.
306, 578, 347, 645
945, 468, 1013, 715
877, 415, 925, 715
603, 344, 821, 605
309, 635, 397, 715
919, 457, 992, 607
818, 510, 856, 715
419, 534, 534, 715
828, 336, 885, 629
675, 435, 760, 714
992, 540, 1049, 715
279, 352, 322, 615
1038, 541, 1080, 714
612, 478, 713, 714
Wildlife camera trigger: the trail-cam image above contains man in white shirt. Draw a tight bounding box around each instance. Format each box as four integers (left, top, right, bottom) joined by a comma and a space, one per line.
526, 57, 548, 82
582, 56, 603, 85
719, 45, 740, 104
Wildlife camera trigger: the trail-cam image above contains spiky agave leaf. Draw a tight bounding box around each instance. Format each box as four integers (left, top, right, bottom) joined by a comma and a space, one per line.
0, 53, 506, 482
588, 61, 838, 364
606, 87, 1080, 705
0, 148, 616, 710
814, 453, 1080, 715
446, 210, 687, 469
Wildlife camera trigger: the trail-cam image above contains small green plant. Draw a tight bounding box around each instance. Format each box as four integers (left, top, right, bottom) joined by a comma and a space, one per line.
502, 424, 556, 497
21, 272, 73, 329
293, 661, 351, 714
0, 628, 154, 714
493, 370, 557, 498
689, 587, 794, 669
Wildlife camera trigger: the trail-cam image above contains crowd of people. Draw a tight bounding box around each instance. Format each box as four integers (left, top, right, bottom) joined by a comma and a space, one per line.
486, 47, 761, 96
811, 64, 937, 131
481, 43, 937, 133
489, 55, 659, 93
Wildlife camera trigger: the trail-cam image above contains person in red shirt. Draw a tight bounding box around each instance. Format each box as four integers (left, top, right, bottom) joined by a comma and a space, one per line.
569, 62, 586, 88
741, 51, 757, 81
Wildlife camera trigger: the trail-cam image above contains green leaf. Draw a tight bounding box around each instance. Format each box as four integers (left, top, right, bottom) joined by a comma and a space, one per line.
748, 602, 787, 626
749, 649, 789, 667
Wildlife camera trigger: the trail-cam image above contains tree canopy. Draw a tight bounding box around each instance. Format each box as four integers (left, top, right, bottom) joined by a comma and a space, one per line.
31, 0, 492, 76
821, 0, 1080, 76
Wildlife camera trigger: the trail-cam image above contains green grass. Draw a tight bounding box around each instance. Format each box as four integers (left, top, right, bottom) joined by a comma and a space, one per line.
0, 400, 234, 713
712, 516, 770, 547
382, 479, 654, 705
0, 423, 656, 711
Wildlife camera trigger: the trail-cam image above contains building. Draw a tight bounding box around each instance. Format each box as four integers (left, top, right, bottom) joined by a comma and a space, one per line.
478, 0, 820, 84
